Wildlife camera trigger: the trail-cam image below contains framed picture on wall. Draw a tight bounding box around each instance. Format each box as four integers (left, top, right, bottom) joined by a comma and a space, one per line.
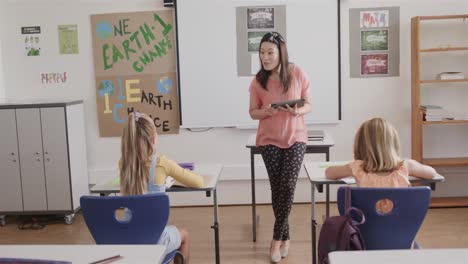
361, 30, 388, 51
360, 10, 389, 28
247, 7, 274, 29
361, 54, 388, 75
247, 31, 267, 52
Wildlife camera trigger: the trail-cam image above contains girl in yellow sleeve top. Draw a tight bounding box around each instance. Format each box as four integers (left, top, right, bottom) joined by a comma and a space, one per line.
119, 112, 204, 264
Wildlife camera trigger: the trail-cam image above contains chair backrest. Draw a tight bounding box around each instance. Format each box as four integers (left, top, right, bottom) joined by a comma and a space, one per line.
337, 186, 431, 250
80, 193, 169, 244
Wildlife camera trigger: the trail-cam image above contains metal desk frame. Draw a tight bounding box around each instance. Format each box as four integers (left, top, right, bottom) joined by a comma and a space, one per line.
246, 133, 335, 242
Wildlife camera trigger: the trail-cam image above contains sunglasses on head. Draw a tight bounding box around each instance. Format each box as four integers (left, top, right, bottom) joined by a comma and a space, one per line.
266, 32, 285, 43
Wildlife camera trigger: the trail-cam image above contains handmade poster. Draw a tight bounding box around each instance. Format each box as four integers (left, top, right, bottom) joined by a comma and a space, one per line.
91, 10, 179, 137
247, 7, 274, 29
361, 54, 388, 75
360, 10, 389, 28
58, 24, 79, 54
41, 72, 68, 84
22, 26, 42, 56
361, 30, 388, 51
248, 31, 266, 52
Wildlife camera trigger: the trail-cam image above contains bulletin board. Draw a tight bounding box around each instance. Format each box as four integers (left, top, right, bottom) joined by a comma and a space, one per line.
91, 10, 179, 137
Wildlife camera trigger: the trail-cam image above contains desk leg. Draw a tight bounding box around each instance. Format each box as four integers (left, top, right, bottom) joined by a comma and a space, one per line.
250, 150, 257, 242
311, 183, 317, 264
326, 184, 330, 219
211, 188, 220, 264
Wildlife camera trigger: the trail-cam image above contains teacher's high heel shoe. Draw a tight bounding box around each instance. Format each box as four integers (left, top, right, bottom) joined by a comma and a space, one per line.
271, 251, 281, 263
280, 240, 290, 258
270, 240, 282, 263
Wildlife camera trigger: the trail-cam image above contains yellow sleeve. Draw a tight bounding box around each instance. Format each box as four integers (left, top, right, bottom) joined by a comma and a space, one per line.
156, 156, 205, 188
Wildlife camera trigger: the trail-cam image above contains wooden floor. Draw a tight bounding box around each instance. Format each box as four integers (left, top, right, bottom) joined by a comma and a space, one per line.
1, 203, 468, 264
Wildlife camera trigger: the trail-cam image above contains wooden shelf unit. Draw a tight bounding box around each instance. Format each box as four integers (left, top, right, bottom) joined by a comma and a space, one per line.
423, 157, 468, 167
420, 78, 468, 84
424, 120, 468, 125
411, 14, 468, 164
431, 197, 468, 208
420, 47, 468, 52
411, 14, 468, 207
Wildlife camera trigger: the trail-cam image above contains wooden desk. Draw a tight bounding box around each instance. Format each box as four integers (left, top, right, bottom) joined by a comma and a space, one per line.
304, 161, 446, 264
0, 245, 166, 264
90, 164, 223, 264
246, 133, 334, 242
329, 249, 468, 264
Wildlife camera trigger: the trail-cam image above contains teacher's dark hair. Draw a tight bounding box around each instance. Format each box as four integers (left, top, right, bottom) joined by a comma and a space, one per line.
256, 31, 291, 93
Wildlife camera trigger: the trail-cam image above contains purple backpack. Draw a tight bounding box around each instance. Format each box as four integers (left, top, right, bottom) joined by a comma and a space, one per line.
318, 187, 366, 264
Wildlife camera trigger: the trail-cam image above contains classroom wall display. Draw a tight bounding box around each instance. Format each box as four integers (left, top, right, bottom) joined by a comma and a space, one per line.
58, 24, 79, 55
22, 26, 42, 56
236, 6, 286, 76
361, 54, 388, 75
91, 10, 179, 137
349, 7, 399, 78
176, 0, 341, 128
41, 72, 68, 84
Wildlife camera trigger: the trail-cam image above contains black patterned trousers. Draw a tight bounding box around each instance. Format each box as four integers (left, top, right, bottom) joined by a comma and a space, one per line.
261, 142, 306, 241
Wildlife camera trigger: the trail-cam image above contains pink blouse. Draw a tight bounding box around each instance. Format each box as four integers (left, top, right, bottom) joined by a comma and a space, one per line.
249, 65, 310, 148
349, 160, 410, 188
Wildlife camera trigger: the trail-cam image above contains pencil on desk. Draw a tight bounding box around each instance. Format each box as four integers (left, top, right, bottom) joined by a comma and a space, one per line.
89, 254, 122, 264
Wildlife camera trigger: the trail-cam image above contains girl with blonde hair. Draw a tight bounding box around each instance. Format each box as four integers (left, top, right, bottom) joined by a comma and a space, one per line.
326, 117, 437, 187
120, 112, 204, 264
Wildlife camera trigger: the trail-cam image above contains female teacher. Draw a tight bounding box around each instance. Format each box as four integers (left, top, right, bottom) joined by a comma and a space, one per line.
248, 31, 311, 263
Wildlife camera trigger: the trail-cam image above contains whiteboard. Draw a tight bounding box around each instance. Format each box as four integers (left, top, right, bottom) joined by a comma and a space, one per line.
176, 0, 341, 128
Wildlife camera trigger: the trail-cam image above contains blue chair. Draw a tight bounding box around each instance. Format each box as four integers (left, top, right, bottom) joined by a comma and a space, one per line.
80, 193, 184, 264
337, 186, 431, 250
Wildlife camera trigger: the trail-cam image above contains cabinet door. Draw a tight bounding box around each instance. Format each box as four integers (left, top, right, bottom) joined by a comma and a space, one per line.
16, 108, 47, 211
0, 109, 23, 212
41, 107, 71, 211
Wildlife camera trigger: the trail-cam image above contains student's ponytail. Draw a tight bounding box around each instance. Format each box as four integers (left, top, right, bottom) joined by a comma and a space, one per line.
120, 112, 154, 195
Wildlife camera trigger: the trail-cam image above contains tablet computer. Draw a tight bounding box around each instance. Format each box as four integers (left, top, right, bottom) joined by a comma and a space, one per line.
271, 98, 305, 109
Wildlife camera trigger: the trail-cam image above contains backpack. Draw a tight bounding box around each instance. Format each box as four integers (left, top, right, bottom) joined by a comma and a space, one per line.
317, 187, 366, 264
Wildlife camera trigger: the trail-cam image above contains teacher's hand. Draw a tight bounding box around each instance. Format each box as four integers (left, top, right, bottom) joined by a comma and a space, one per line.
279, 104, 300, 116
263, 104, 278, 117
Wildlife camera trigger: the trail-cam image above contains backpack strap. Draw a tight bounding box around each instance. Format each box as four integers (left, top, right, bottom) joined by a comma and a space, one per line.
344, 187, 365, 225
345, 207, 366, 225
345, 186, 351, 211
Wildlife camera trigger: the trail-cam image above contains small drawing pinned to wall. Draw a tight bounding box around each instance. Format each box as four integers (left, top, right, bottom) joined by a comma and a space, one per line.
361, 54, 388, 75
58, 24, 79, 54
360, 10, 389, 28
22, 26, 42, 56
41, 72, 68, 84
247, 7, 274, 29
361, 30, 388, 51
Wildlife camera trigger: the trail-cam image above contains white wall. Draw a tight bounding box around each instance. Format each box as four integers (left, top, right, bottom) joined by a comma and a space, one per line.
2, 0, 468, 206
0, 0, 6, 102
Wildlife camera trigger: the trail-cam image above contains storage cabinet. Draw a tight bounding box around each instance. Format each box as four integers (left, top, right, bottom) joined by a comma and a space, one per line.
0, 101, 89, 225
411, 14, 468, 206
